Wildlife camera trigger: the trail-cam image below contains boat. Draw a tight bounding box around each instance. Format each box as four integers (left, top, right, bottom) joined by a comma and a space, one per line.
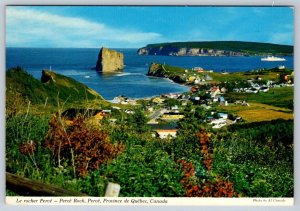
261, 56, 286, 61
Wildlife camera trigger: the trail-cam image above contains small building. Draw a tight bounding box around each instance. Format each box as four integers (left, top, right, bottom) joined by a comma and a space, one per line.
218, 96, 226, 106
204, 74, 213, 81
181, 100, 188, 106
206, 116, 215, 122
220, 87, 228, 93
125, 110, 135, 114
266, 80, 274, 86
155, 129, 177, 139
209, 118, 226, 125
201, 104, 211, 109
218, 96, 225, 103
260, 86, 269, 93
194, 77, 201, 84
171, 105, 180, 111
212, 122, 226, 129
256, 76, 262, 81
127, 99, 137, 105
191, 86, 199, 93
193, 67, 204, 71
210, 87, 220, 96
218, 113, 228, 119
147, 107, 154, 112
152, 97, 164, 104
161, 112, 184, 120
188, 76, 196, 82
247, 79, 253, 83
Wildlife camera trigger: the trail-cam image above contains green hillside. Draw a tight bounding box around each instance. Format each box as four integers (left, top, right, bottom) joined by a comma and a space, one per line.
6, 67, 103, 107
145, 41, 293, 55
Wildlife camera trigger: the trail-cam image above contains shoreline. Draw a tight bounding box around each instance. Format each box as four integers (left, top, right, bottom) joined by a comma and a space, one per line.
104, 74, 191, 103
106, 76, 191, 103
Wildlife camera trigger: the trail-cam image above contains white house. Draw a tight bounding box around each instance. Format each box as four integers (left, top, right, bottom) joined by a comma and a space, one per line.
155, 129, 177, 139
218, 113, 228, 119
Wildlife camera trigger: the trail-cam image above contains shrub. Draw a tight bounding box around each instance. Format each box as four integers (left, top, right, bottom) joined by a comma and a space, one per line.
104, 145, 185, 197
178, 159, 238, 197
6, 113, 50, 175
44, 114, 124, 177
213, 120, 294, 197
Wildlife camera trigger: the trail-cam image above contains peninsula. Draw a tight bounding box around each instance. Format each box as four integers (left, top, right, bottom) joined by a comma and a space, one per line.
138, 41, 293, 56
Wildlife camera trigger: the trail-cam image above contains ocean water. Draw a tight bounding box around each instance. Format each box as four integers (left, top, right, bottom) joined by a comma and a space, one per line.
6, 48, 293, 100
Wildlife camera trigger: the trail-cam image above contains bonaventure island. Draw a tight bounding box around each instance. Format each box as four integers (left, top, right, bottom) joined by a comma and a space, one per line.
6, 41, 294, 198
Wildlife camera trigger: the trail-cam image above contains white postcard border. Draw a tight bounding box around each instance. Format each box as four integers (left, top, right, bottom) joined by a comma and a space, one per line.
5, 197, 294, 206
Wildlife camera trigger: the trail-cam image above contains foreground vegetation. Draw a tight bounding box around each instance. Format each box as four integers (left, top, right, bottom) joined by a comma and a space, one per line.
6, 67, 294, 197
6, 108, 293, 197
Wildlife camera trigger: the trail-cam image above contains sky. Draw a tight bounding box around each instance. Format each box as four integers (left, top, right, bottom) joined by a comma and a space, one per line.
6, 6, 294, 48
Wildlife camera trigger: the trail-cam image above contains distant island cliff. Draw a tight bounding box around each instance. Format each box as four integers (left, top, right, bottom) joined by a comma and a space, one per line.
138, 41, 293, 56
95, 47, 124, 72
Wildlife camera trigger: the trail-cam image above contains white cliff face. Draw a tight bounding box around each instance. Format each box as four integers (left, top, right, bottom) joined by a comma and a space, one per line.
137, 48, 149, 55
176, 48, 187, 56
187, 48, 200, 55
96, 47, 124, 72
137, 46, 246, 56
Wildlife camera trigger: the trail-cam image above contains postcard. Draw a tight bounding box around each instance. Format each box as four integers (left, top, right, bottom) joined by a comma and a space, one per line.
5, 5, 294, 206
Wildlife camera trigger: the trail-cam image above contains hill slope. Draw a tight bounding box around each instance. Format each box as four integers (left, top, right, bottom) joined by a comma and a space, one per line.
138, 41, 293, 56
6, 67, 103, 107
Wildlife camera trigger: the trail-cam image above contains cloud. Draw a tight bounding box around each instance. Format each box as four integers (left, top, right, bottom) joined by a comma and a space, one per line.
6, 7, 162, 48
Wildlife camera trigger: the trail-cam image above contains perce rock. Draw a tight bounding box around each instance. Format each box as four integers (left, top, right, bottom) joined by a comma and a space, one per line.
95, 47, 124, 72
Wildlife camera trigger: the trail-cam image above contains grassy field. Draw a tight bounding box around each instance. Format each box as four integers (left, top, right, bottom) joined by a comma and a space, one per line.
226, 86, 294, 110
207, 71, 279, 83
238, 109, 293, 122
221, 102, 293, 122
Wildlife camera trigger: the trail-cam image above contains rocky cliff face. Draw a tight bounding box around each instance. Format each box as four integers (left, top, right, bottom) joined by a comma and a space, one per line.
41, 70, 54, 83
95, 47, 124, 72
138, 46, 245, 56
147, 63, 186, 84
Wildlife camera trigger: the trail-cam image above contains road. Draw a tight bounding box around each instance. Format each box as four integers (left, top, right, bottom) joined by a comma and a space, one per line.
147, 108, 167, 123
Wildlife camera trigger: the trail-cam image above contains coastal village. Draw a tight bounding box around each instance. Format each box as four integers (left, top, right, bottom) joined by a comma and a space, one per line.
63, 60, 294, 140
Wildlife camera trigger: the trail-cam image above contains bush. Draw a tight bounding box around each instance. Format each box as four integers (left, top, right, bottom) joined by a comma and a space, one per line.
213, 120, 293, 197
103, 145, 185, 197
44, 114, 124, 177
6, 113, 50, 176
